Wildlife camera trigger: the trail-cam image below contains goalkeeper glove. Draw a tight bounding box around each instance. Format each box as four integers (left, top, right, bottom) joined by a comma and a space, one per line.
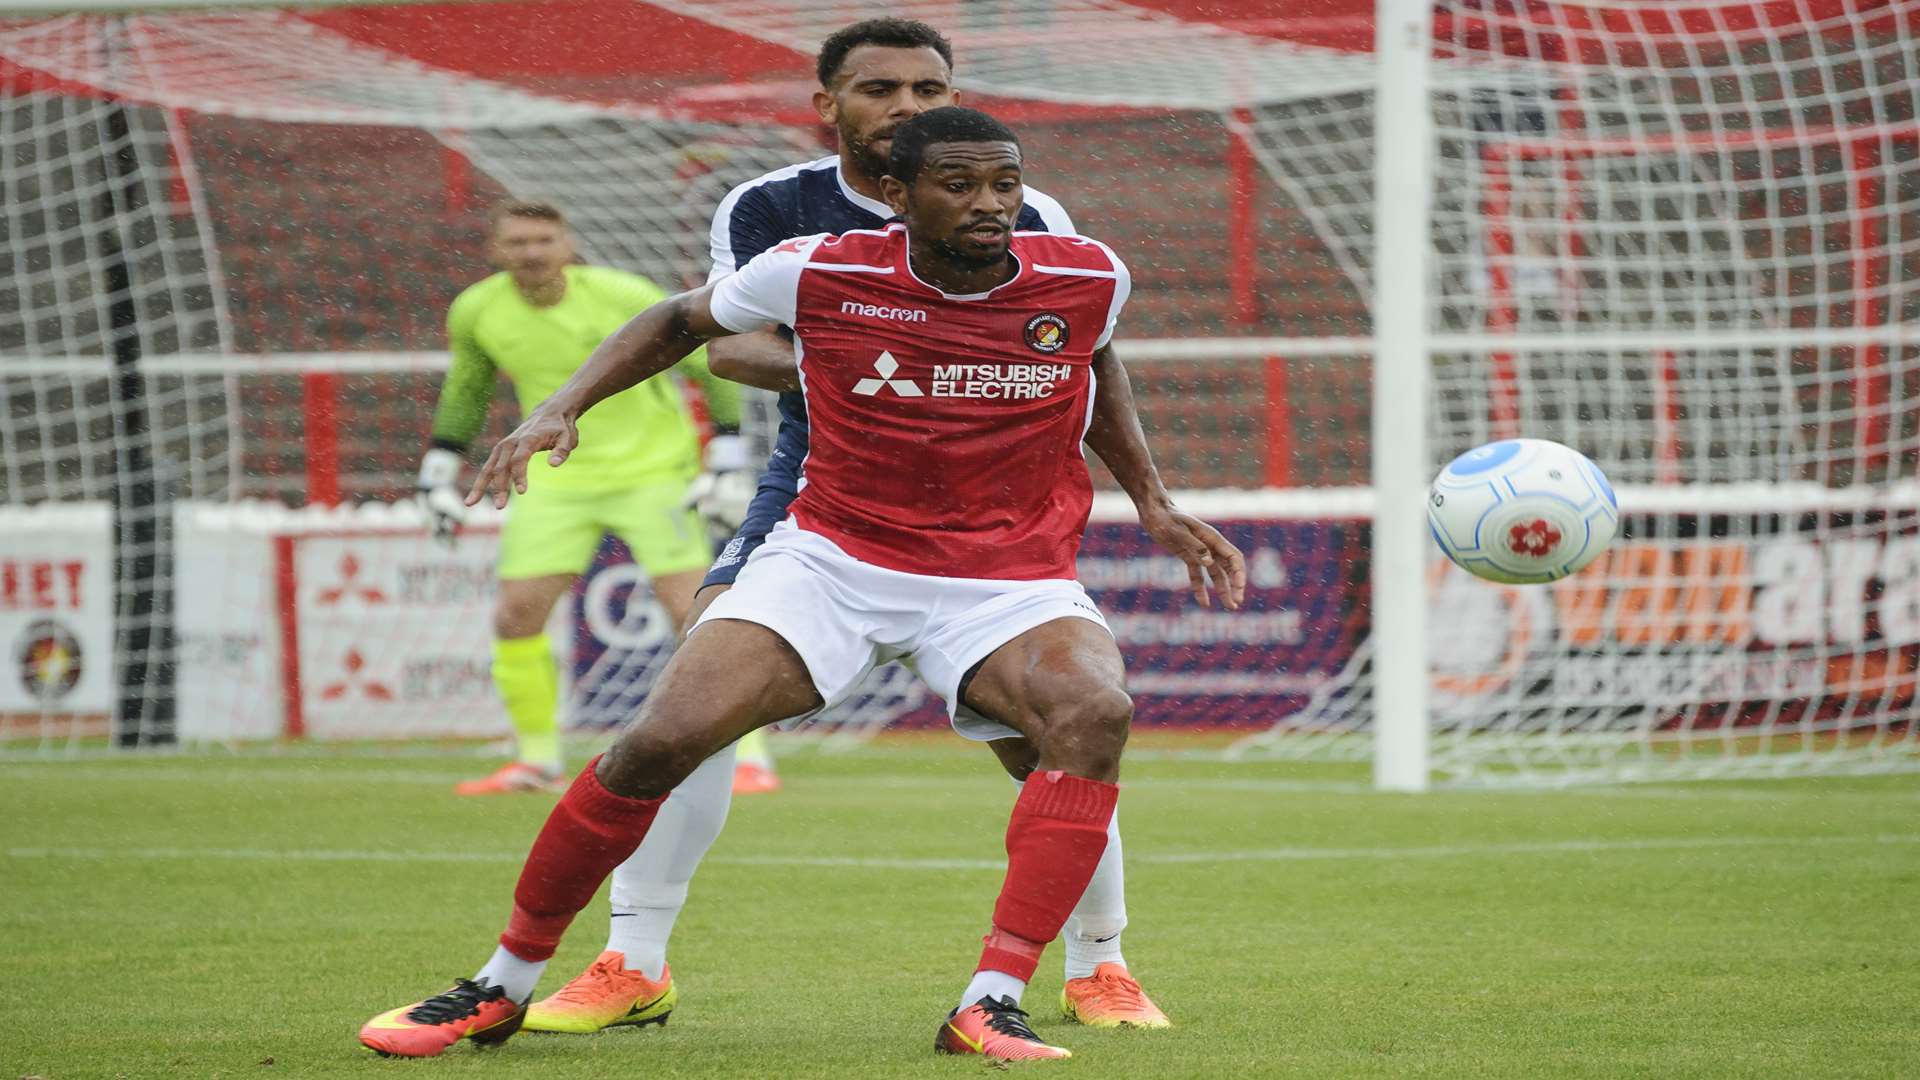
685, 434, 758, 540
416, 447, 466, 548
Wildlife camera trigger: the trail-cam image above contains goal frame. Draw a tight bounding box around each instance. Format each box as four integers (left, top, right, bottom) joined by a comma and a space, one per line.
1372, 0, 1436, 791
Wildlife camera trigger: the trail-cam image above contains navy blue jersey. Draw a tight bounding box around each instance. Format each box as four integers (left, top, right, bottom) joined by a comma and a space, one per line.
701, 155, 1075, 588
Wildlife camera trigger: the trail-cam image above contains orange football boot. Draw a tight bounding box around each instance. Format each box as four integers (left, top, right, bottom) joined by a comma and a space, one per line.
935, 996, 1071, 1061
523, 951, 675, 1033
731, 761, 781, 794
455, 761, 563, 796
1061, 962, 1171, 1028
358, 978, 526, 1058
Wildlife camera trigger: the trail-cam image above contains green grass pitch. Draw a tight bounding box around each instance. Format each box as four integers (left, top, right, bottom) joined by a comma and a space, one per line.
4, 736, 1918, 1079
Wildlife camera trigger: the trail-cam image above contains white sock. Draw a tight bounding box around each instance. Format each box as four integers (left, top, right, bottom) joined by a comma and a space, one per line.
1062, 808, 1127, 979
604, 743, 737, 981
475, 945, 545, 1003
959, 969, 1028, 1011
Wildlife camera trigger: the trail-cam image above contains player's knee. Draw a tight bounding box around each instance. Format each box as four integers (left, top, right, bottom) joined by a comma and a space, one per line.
492, 596, 545, 639
1045, 686, 1132, 777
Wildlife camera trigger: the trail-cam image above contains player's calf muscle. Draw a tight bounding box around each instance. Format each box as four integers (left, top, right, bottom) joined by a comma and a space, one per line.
599, 726, 722, 798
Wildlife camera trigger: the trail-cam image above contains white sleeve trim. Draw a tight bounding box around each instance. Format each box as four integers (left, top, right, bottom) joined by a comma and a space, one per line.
707, 235, 827, 334
1086, 239, 1131, 349
708, 182, 748, 278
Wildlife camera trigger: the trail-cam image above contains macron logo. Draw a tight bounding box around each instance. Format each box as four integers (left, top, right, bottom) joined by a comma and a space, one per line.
852, 351, 923, 397
840, 301, 928, 323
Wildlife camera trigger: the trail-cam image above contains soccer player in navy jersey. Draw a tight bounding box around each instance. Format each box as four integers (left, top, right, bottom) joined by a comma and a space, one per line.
522, 19, 1169, 1038
359, 106, 1245, 1063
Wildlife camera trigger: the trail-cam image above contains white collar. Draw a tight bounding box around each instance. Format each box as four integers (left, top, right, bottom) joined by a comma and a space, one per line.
834, 159, 896, 219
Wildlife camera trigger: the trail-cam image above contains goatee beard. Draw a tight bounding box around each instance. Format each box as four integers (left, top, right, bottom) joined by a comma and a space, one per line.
850, 139, 890, 186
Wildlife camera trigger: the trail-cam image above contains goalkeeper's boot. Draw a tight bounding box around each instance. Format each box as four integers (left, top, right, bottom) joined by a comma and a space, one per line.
731, 761, 781, 795
359, 978, 527, 1058
455, 761, 564, 796
935, 996, 1071, 1061
1062, 962, 1171, 1029
522, 951, 675, 1033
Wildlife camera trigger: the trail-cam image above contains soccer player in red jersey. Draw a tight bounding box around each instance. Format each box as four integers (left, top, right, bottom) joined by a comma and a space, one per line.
358, 106, 1245, 1064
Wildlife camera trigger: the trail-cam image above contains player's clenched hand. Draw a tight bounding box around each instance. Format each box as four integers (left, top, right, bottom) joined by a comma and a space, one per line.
466, 407, 579, 508
1139, 504, 1247, 610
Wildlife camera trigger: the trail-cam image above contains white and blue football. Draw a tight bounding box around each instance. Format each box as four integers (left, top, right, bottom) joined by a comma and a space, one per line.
1427, 438, 1619, 585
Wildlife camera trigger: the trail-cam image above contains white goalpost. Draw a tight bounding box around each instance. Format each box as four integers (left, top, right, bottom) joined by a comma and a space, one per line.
2, 1, 1916, 788
1368, 0, 1436, 792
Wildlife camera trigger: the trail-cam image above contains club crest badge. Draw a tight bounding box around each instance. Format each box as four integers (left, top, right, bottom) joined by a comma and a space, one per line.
16, 618, 82, 703
1024, 312, 1069, 354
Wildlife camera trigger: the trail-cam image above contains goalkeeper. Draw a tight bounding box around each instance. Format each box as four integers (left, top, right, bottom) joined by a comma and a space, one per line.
418, 200, 743, 796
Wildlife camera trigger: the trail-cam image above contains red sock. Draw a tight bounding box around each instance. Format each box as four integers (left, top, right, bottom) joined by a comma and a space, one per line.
499, 755, 664, 961
977, 770, 1119, 980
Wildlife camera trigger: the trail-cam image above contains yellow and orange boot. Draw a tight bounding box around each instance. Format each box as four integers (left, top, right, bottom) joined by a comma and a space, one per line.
936, 996, 1071, 1061
1061, 962, 1170, 1029
522, 951, 675, 1034
359, 978, 527, 1058
454, 761, 564, 796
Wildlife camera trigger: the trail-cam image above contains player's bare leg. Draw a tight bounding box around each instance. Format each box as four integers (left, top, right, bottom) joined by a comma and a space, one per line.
935, 617, 1132, 1061
649, 567, 704, 634
985, 736, 1164, 1028
458, 573, 576, 795
683, 581, 730, 629
678, 581, 781, 793
360, 618, 820, 1058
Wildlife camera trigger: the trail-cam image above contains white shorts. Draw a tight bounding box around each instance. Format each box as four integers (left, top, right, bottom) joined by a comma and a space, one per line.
692, 522, 1111, 741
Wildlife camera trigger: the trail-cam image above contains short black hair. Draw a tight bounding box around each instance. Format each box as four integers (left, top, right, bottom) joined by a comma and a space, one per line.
816, 18, 953, 87
887, 107, 1021, 184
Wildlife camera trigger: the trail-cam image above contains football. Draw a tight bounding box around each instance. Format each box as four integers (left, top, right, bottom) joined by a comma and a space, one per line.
1427, 438, 1620, 585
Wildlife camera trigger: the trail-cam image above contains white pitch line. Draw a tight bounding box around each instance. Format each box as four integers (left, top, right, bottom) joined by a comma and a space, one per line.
5, 834, 1916, 872
5, 765, 1920, 801
0, 764, 1374, 793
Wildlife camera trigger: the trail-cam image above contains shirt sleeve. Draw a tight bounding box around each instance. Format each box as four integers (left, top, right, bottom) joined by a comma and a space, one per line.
708, 183, 786, 282
707, 235, 823, 334
1093, 246, 1132, 350
430, 291, 498, 451
1021, 186, 1077, 234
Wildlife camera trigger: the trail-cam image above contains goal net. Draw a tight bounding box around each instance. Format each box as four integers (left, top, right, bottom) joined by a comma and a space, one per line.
0, 9, 823, 747
1228, 0, 1920, 784
3, 2, 1916, 787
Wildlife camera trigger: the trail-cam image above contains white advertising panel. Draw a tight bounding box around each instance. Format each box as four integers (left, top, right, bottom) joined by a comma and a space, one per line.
0, 504, 114, 713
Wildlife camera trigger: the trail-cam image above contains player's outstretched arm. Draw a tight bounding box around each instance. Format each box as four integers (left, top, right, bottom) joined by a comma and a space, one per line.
466, 284, 732, 507
1083, 344, 1247, 610
707, 329, 801, 392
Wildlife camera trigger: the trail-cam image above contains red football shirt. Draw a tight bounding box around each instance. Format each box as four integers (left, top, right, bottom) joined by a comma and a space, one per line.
709, 224, 1131, 580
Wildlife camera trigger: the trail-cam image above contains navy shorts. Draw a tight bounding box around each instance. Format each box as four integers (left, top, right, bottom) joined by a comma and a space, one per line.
701, 391, 807, 591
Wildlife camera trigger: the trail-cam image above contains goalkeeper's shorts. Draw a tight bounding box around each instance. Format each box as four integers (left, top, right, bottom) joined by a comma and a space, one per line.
498, 477, 711, 581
